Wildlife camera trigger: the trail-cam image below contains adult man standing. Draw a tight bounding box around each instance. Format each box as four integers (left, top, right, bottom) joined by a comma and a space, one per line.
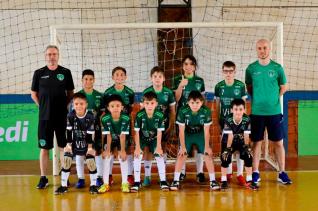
245, 39, 292, 185
31, 45, 74, 189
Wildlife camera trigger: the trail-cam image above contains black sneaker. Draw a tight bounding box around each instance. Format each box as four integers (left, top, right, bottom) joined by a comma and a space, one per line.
54, 186, 68, 195
96, 177, 104, 187
160, 181, 170, 191
130, 182, 141, 193
36, 176, 48, 189
89, 185, 99, 194
210, 180, 220, 190
246, 181, 259, 190
221, 181, 229, 190
170, 181, 180, 191
196, 173, 205, 183
179, 173, 186, 181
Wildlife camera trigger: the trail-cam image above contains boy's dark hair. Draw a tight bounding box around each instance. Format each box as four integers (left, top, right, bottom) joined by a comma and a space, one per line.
82, 69, 94, 78
73, 92, 87, 101
143, 91, 157, 102
106, 94, 123, 107
150, 66, 165, 77
182, 55, 197, 68
222, 61, 236, 70
187, 90, 204, 102
230, 98, 245, 108
112, 66, 127, 76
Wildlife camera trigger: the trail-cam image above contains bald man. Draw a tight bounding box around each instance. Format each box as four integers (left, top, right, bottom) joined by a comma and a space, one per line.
245, 39, 292, 185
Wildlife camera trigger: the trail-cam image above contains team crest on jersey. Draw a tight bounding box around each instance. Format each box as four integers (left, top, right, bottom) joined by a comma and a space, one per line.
95, 99, 100, 107
57, 74, 64, 81
234, 89, 240, 96
268, 70, 275, 78
163, 93, 169, 101
195, 83, 201, 90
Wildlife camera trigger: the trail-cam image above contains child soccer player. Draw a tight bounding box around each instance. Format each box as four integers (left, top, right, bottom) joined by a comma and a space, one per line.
141, 66, 176, 186
172, 55, 205, 182
103, 66, 135, 185
131, 91, 170, 192
214, 61, 247, 185
76, 69, 104, 188
54, 93, 98, 194
220, 98, 258, 190
98, 94, 131, 193
170, 91, 220, 191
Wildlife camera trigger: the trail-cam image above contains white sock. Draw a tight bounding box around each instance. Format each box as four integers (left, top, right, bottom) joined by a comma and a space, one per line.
119, 158, 128, 184
95, 155, 103, 177
89, 172, 97, 186
109, 155, 114, 175
76, 155, 85, 179
102, 157, 111, 185
144, 160, 152, 177
209, 173, 216, 182
174, 172, 181, 181
61, 171, 70, 187
127, 154, 134, 176
236, 154, 244, 176
221, 176, 227, 181
246, 175, 252, 182
181, 163, 186, 174
227, 162, 233, 174
195, 153, 204, 174
155, 156, 166, 181
133, 154, 142, 183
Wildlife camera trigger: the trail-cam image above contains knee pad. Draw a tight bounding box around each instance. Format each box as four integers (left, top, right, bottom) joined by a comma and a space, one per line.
220, 148, 232, 168
241, 146, 253, 167
63, 152, 73, 170
86, 154, 97, 172
220, 155, 232, 168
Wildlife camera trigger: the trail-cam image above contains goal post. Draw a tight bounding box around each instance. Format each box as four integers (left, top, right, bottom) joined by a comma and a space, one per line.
50, 22, 283, 175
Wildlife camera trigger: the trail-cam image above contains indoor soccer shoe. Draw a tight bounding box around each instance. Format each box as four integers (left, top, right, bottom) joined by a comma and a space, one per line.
54, 186, 68, 195
89, 185, 99, 194
196, 173, 205, 183
252, 172, 261, 183
278, 172, 292, 185
160, 181, 170, 191
130, 182, 141, 193
36, 176, 48, 189
170, 181, 180, 191
121, 183, 130, 193
96, 177, 104, 187
179, 173, 186, 181
127, 175, 134, 186
98, 184, 110, 193
210, 180, 220, 190
76, 179, 85, 188
221, 181, 229, 190
142, 176, 151, 187
237, 175, 246, 186
246, 181, 259, 190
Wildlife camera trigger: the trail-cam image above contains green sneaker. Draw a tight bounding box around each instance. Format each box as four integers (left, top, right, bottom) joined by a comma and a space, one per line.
121, 183, 130, 193
142, 176, 151, 187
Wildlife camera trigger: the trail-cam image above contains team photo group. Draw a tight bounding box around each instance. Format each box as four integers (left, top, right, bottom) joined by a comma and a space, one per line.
30, 38, 292, 195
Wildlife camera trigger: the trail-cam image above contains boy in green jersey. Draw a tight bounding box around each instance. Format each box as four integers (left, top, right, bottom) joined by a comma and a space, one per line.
141, 66, 176, 186
98, 95, 131, 193
170, 91, 220, 191
130, 92, 169, 192
103, 66, 135, 185
214, 61, 247, 185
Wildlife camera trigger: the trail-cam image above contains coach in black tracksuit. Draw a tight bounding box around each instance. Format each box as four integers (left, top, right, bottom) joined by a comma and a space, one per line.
31, 45, 74, 189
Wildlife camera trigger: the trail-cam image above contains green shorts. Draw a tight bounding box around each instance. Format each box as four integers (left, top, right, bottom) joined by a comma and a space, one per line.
140, 139, 157, 154
184, 132, 205, 154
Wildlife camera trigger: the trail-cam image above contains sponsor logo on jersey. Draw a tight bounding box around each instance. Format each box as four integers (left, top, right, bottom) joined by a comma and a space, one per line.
57, 74, 64, 81
41, 75, 49, 79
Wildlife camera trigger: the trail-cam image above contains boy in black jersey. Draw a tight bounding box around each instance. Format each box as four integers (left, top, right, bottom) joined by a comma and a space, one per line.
54, 93, 98, 194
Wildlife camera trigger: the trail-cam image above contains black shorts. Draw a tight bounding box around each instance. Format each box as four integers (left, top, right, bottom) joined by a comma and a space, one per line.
250, 114, 284, 142
38, 119, 67, 150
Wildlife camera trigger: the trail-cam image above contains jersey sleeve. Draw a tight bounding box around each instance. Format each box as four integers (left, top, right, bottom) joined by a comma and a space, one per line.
134, 114, 141, 131
87, 115, 95, 135
278, 65, 287, 85
204, 109, 212, 125
158, 115, 165, 131
169, 90, 176, 106
244, 117, 251, 134
201, 79, 205, 93
176, 110, 185, 125
66, 113, 73, 130
223, 120, 233, 134
101, 116, 110, 135
241, 83, 248, 98
129, 90, 135, 106
245, 66, 252, 86
214, 84, 220, 98
65, 69, 75, 91
121, 116, 130, 135
31, 70, 40, 92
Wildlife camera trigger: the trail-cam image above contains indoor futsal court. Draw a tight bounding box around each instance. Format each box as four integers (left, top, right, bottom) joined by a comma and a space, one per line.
1, 0, 318, 210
